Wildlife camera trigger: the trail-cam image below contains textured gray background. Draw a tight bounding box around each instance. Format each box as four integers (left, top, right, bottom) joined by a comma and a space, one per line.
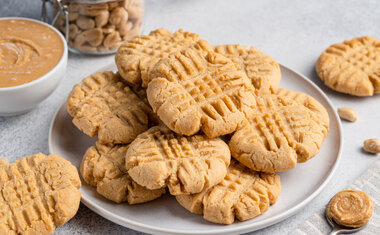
0, 0, 380, 234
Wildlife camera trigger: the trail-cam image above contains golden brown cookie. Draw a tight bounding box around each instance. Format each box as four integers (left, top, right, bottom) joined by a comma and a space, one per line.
214, 44, 281, 93
115, 28, 202, 87
316, 36, 380, 96
147, 41, 256, 138
327, 190, 374, 228
80, 141, 165, 204
176, 160, 281, 224
277, 88, 330, 128
125, 126, 231, 195
229, 94, 328, 173
0, 153, 81, 235
67, 71, 156, 144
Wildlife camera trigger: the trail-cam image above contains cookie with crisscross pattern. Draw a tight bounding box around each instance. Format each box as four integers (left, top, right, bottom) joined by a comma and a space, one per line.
125, 126, 231, 195
316, 36, 380, 96
176, 160, 281, 224
229, 94, 328, 173
81, 141, 165, 204
67, 71, 156, 144
0, 153, 81, 234
147, 41, 256, 138
115, 28, 204, 88
277, 88, 330, 128
214, 44, 281, 94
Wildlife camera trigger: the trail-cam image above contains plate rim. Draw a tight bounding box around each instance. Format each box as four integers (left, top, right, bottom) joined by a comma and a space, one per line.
48, 64, 343, 235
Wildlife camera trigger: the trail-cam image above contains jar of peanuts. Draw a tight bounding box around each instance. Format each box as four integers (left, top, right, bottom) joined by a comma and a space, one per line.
43, 0, 144, 55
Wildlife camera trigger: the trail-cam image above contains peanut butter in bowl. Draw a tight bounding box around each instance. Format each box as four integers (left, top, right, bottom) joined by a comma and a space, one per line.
0, 18, 64, 88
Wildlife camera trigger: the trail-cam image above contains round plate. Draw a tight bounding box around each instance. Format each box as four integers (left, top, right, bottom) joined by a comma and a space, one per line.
49, 65, 342, 235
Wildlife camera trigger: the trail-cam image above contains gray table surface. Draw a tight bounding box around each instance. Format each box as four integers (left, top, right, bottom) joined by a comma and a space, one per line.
1, 0, 380, 234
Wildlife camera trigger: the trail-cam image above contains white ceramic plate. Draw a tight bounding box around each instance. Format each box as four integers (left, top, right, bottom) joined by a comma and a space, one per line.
49, 65, 342, 235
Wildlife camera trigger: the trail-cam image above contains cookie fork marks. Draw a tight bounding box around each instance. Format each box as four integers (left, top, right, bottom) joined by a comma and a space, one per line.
67, 71, 156, 144
148, 42, 256, 138
230, 94, 328, 173
125, 126, 231, 195
0, 153, 81, 235
176, 160, 281, 224
80, 142, 165, 204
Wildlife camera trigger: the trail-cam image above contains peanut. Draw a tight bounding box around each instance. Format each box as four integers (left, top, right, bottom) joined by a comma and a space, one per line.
76, 16, 95, 30
68, 24, 80, 39
363, 139, 380, 154
109, 7, 128, 25
68, 12, 79, 22
338, 108, 357, 122
103, 31, 121, 49
95, 10, 109, 28
127, 5, 141, 22
74, 28, 103, 48
102, 24, 115, 34
117, 21, 133, 36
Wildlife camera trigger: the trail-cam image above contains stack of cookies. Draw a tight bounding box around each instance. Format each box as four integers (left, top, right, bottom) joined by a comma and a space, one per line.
66, 28, 330, 225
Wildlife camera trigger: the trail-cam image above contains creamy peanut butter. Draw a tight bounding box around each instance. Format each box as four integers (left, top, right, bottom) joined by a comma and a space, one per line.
327, 190, 374, 228
0, 19, 64, 88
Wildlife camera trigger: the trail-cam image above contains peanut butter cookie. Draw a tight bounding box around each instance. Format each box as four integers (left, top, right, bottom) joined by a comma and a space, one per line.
316, 36, 380, 96
229, 94, 328, 173
277, 88, 330, 128
327, 190, 374, 228
81, 141, 165, 204
67, 71, 156, 144
176, 160, 281, 224
115, 28, 202, 87
125, 126, 231, 195
147, 42, 256, 138
0, 153, 81, 235
214, 44, 281, 94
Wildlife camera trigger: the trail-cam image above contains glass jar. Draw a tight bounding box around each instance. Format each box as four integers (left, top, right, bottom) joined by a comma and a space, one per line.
43, 0, 144, 55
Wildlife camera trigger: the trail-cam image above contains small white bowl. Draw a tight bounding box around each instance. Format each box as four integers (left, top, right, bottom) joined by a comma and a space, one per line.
0, 17, 68, 116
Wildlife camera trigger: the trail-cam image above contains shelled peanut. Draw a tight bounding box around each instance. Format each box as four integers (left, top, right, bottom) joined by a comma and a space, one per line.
56, 0, 143, 53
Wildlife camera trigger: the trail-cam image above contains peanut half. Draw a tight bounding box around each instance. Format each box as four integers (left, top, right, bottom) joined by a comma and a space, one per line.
363, 139, 380, 154
338, 107, 358, 122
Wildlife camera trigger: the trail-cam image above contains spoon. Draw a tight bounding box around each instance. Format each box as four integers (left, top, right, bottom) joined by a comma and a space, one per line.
325, 210, 367, 235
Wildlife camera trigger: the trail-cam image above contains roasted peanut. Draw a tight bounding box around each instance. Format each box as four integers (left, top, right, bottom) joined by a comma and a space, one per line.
74, 28, 103, 48
127, 4, 141, 22
117, 21, 133, 36
76, 16, 95, 30
95, 10, 109, 27
338, 108, 358, 122
103, 31, 121, 49
109, 7, 128, 25
363, 139, 380, 154
102, 24, 116, 34
68, 24, 80, 39
68, 12, 79, 22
